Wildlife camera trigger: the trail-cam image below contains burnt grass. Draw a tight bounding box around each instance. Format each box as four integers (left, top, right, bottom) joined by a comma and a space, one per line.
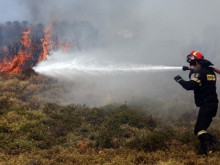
0, 73, 220, 164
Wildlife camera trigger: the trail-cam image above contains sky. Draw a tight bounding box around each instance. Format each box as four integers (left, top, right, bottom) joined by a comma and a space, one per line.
1, 0, 220, 62
0, 0, 29, 23
1, 0, 220, 105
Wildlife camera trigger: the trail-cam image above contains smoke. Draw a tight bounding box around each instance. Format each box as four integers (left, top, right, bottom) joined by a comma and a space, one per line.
33, 49, 183, 106
2, 0, 220, 105
16, 0, 220, 63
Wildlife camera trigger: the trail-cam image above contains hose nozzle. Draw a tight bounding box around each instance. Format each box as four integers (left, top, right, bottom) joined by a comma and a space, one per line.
182, 66, 191, 71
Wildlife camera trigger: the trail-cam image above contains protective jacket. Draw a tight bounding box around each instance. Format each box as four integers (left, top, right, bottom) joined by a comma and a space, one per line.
179, 64, 219, 107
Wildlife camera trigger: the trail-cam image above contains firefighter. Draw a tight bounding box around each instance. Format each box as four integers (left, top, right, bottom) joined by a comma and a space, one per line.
174, 51, 219, 155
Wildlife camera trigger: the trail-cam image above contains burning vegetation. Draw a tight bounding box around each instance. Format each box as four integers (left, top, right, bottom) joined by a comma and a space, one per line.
0, 21, 97, 74
0, 28, 32, 74
0, 24, 52, 74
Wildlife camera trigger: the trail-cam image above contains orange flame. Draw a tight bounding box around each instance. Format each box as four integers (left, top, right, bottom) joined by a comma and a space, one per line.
0, 24, 79, 74
0, 28, 32, 74
38, 26, 53, 62
58, 41, 77, 52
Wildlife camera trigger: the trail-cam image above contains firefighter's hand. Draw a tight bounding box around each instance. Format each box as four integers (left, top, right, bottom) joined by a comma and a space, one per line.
182, 66, 190, 71
174, 75, 183, 83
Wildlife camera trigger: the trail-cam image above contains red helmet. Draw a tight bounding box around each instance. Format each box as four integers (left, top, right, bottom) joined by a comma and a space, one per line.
187, 51, 204, 63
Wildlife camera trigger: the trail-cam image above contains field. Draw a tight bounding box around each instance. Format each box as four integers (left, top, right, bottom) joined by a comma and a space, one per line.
0, 72, 220, 165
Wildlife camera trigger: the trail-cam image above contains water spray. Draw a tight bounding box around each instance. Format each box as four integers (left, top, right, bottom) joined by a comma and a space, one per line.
33, 51, 184, 76
33, 62, 183, 77
34, 64, 182, 75
33, 51, 220, 78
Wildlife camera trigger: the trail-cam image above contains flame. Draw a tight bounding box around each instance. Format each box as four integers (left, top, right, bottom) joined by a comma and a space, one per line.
0, 24, 78, 74
0, 28, 32, 74
58, 41, 77, 52
38, 26, 53, 62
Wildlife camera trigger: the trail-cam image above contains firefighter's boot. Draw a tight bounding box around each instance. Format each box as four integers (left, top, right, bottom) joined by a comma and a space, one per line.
198, 133, 214, 155
202, 141, 214, 155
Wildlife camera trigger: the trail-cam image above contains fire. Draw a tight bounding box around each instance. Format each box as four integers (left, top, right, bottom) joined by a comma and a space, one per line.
38, 26, 53, 62
0, 23, 78, 74
0, 28, 32, 74
0, 26, 53, 74
58, 41, 77, 52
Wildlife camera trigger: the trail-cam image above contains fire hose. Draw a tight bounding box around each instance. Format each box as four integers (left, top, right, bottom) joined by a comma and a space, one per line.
182, 66, 220, 74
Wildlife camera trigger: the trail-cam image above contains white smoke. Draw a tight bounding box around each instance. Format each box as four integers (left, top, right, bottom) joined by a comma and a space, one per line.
33, 50, 183, 106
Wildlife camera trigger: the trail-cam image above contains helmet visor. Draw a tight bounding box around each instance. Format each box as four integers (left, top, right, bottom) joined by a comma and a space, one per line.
186, 55, 196, 63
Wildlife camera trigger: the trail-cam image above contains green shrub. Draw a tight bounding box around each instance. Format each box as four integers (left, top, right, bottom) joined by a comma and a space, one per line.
59, 105, 77, 114
95, 130, 113, 149
19, 121, 48, 141
0, 133, 13, 151
176, 128, 197, 144
0, 97, 12, 110
7, 139, 34, 154
126, 131, 169, 152
48, 121, 68, 137
105, 108, 157, 133
0, 124, 10, 133
42, 103, 61, 114
37, 140, 53, 149
84, 108, 107, 126
42, 103, 82, 132
0, 109, 7, 115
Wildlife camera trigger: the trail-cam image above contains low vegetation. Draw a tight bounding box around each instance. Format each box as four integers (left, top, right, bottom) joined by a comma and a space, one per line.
0, 72, 220, 164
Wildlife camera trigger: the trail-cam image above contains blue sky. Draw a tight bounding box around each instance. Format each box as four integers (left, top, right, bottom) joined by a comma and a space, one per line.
0, 0, 29, 23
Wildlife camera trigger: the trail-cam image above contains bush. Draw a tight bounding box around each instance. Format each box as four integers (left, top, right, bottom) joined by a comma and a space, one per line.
0, 124, 10, 133
104, 108, 158, 136
0, 97, 12, 110
95, 130, 113, 149
7, 139, 34, 154
176, 128, 197, 144
0, 133, 13, 151
19, 121, 46, 137
42, 103, 61, 114
126, 130, 169, 152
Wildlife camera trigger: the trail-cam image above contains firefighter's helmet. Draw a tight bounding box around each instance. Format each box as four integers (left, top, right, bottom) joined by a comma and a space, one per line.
187, 51, 204, 63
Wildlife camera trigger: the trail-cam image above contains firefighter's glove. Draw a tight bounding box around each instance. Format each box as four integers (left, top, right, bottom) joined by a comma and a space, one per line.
174, 75, 183, 83
182, 66, 190, 71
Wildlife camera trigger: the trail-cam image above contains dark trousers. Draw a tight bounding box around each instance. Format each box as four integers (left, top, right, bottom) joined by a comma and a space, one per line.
194, 103, 218, 136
